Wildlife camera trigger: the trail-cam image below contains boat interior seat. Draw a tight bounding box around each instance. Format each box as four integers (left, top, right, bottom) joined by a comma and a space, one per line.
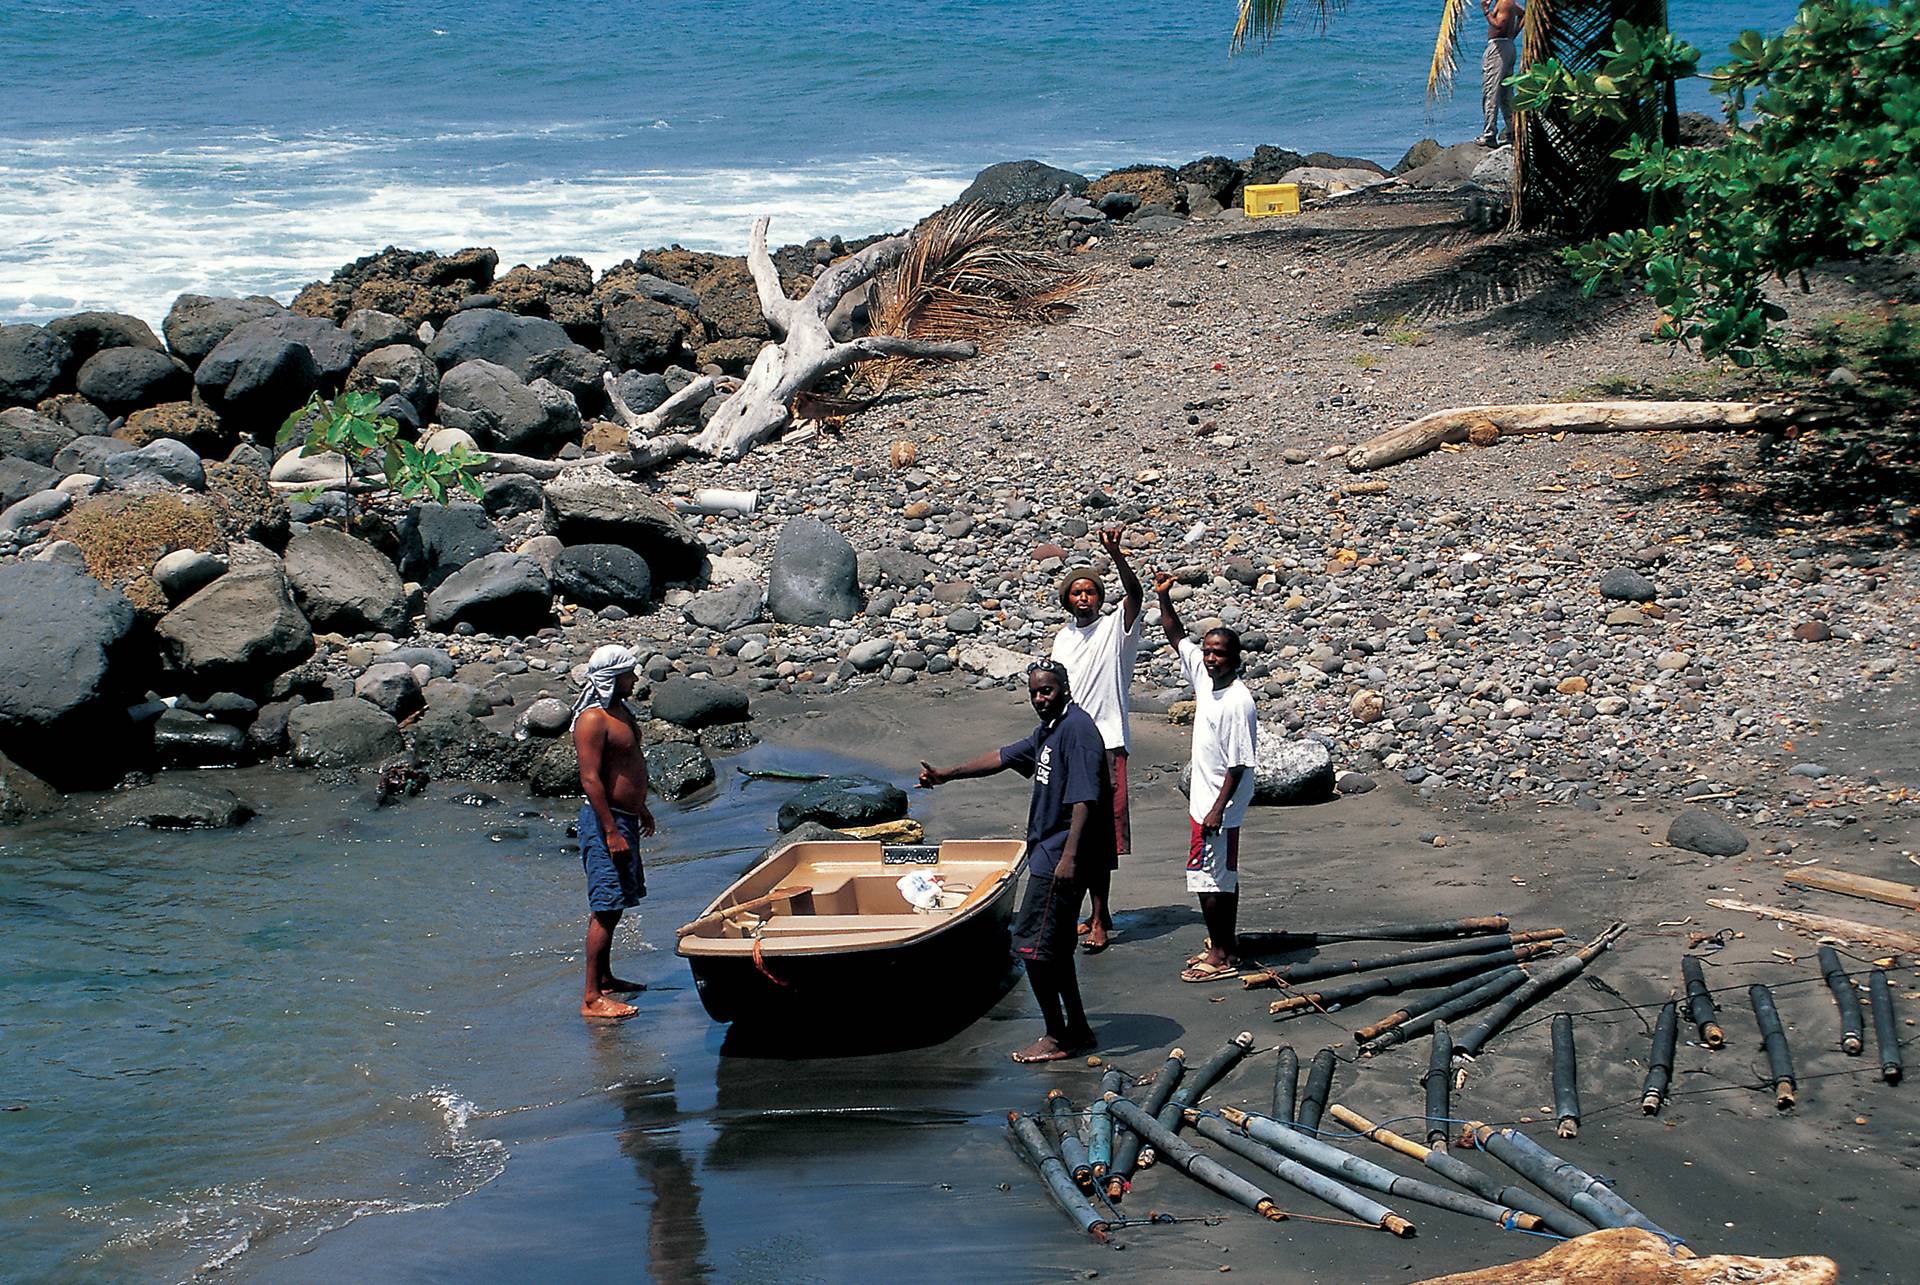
757, 913, 941, 935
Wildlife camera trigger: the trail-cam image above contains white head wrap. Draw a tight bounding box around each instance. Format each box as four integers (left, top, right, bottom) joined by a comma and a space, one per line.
571, 644, 639, 727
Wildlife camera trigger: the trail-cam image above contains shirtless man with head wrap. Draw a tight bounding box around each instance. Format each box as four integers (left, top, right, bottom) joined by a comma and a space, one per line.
572, 644, 656, 1020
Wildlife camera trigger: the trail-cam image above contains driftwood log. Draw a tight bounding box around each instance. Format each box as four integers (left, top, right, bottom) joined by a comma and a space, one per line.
1707, 898, 1920, 956
687, 217, 977, 460
1345, 401, 1799, 472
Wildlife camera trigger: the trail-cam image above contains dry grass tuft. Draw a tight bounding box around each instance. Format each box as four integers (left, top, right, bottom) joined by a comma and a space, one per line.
54, 493, 228, 590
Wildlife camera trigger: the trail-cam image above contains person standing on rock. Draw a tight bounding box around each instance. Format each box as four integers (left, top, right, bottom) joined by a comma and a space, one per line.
572, 643, 657, 1021
917, 659, 1113, 1062
1478, 0, 1524, 148
1153, 572, 1257, 983
1050, 526, 1144, 954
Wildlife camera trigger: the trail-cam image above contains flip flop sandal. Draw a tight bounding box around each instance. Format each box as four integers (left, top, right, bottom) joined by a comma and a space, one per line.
1180, 960, 1242, 984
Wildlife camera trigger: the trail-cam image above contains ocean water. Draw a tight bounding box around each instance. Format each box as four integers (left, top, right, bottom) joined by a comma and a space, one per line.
0, 0, 1799, 328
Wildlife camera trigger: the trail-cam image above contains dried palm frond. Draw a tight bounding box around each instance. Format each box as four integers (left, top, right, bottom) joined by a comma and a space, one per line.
1427, 0, 1475, 99
855, 203, 1090, 396
1231, 0, 1347, 53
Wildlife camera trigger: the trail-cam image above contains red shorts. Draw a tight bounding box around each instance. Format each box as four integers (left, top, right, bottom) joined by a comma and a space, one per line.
1187, 821, 1240, 894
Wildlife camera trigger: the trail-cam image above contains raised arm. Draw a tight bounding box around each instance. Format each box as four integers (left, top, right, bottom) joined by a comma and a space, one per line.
1102, 527, 1143, 631
1152, 570, 1186, 648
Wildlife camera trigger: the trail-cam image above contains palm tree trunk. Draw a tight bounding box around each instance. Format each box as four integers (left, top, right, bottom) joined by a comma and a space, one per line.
1515, 0, 1677, 233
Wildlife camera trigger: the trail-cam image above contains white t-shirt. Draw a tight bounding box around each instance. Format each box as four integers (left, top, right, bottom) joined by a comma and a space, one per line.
1178, 638, 1258, 827
1051, 606, 1144, 751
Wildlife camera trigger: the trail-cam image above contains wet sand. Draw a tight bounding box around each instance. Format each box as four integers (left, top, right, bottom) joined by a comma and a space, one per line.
282, 676, 1919, 1283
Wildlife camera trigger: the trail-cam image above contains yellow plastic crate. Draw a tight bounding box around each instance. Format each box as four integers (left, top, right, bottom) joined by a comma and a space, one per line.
1243, 182, 1301, 218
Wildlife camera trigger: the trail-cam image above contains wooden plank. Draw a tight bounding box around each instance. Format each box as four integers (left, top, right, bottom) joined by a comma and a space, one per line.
1706, 899, 1920, 956
1783, 868, 1920, 914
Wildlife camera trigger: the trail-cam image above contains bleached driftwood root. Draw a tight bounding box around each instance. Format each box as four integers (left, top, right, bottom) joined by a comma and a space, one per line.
1345, 401, 1800, 472
603, 372, 729, 444
688, 217, 976, 460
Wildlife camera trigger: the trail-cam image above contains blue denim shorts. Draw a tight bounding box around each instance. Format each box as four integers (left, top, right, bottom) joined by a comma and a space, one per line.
579, 804, 647, 912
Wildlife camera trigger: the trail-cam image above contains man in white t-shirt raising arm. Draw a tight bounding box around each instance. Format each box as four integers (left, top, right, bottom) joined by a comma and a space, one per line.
1050, 526, 1144, 954
1153, 570, 1258, 983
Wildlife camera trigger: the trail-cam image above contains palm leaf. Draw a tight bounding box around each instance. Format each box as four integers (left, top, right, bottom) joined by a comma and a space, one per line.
858, 203, 1090, 395
1231, 0, 1346, 54
1426, 0, 1474, 99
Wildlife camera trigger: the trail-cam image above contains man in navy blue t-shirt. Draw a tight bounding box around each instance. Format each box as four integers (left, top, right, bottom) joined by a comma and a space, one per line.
919, 659, 1114, 1063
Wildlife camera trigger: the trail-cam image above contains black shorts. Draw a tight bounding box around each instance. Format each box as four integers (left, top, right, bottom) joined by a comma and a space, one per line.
1011, 873, 1083, 964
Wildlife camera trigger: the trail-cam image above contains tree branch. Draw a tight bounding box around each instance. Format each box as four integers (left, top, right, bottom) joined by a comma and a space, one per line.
805, 234, 912, 321
816, 334, 977, 376
745, 216, 798, 338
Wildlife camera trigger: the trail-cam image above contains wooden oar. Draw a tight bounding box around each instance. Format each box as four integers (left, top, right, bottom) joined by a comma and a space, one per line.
675, 885, 812, 937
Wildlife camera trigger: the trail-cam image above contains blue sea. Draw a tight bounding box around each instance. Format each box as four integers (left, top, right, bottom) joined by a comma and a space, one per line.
2, 1, 1799, 326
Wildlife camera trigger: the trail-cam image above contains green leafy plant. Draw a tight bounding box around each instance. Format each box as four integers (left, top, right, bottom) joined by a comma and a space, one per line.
1514, 2, 1920, 368
278, 391, 488, 507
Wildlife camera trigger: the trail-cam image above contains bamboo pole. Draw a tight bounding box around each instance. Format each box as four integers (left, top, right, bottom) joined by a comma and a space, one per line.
1240, 930, 1563, 990
1240, 915, 1510, 951
1749, 985, 1797, 1109
1106, 1097, 1287, 1222
1329, 1105, 1584, 1238
1817, 946, 1866, 1056
1088, 1067, 1125, 1181
1106, 1050, 1183, 1197
1423, 1024, 1453, 1151
1008, 1111, 1110, 1241
1451, 924, 1627, 1063
1681, 955, 1725, 1048
1869, 970, 1904, 1084
1641, 1001, 1678, 1115
1550, 1013, 1580, 1138
1465, 1122, 1684, 1247
1352, 963, 1527, 1044
1706, 899, 1920, 955
1193, 1114, 1416, 1235
1297, 1048, 1337, 1134
1271, 943, 1554, 1018
1046, 1089, 1093, 1191
1273, 1045, 1300, 1124
1357, 966, 1531, 1057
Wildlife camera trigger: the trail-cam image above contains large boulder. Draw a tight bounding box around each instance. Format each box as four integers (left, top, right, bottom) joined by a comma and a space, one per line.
0, 324, 74, 407
104, 438, 206, 492
776, 775, 909, 832
523, 345, 610, 417
75, 346, 190, 415
0, 455, 60, 509
283, 527, 408, 635
650, 676, 748, 729
156, 565, 314, 693
341, 309, 414, 358
287, 698, 403, 767
600, 298, 687, 372
193, 329, 320, 423
956, 160, 1089, 207
405, 702, 526, 781
46, 311, 164, 362
346, 344, 439, 416
684, 581, 762, 631
1, 488, 71, 533
423, 309, 571, 379
162, 294, 285, 367
1667, 808, 1749, 857
435, 360, 580, 450
0, 750, 62, 823
98, 779, 256, 830
1253, 735, 1336, 805
768, 516, 862, 625
1177, 155, 1244, 205
1086, 165, 1183, 212
52, 433, 135, 477
395, 501, 504, 589
150, 707, 249, 767
528, 737, 582, 796
120, 401, 228, 454
293, 247, 498, 326
424, 551, 552, 633
0, 562, 139, 785
552, 542, 653, 609
354, 661, 424, 719
646, 741, 716, 800
0, 407, 76, 467
493, 256, 599, 338
1245, 144, 1308, 185
541, 468, 705, 581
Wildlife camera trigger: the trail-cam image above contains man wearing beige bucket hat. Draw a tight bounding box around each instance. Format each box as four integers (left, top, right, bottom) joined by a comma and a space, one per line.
1049, 526, 1144, 953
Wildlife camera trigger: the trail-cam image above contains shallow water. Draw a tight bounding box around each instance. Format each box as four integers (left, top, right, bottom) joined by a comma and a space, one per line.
0, 742, 1000, 1281
0, 0, 1800, 325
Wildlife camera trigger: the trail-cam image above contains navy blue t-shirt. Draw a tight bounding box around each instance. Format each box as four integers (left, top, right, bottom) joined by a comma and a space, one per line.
998, 703, 1116, 879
